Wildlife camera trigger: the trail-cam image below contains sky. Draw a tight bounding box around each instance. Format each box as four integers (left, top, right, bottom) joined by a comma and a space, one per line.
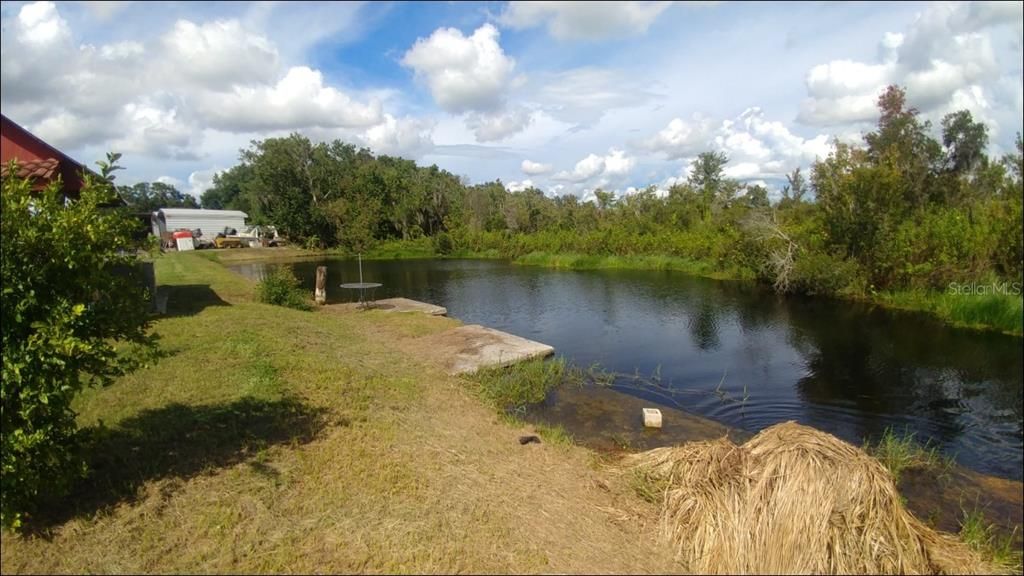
1, 1, 1022, 201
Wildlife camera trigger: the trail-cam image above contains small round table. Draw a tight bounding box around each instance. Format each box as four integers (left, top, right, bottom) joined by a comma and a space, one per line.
340, 282, 382, 309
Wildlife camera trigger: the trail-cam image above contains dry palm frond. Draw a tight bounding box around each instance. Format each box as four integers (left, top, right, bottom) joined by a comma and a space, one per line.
623, 421, 999, 575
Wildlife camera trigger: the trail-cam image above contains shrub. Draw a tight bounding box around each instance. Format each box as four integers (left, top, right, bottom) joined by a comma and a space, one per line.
469, 357, 568, 413
432, 231, 454, 255
791, 249, 865, 296
1, 166, 150, 530
256, 266, 312, 310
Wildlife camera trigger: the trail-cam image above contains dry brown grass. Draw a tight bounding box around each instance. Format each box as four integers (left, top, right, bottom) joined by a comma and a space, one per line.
623, 421, 1003, 575
1, 252, 680, 574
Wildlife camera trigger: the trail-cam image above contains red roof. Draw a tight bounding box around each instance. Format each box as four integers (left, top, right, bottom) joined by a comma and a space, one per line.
2, 157, 60, 180
1, 113, 93, 195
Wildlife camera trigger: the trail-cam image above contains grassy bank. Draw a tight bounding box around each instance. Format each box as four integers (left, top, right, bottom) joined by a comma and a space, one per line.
1, 252, 677, 574
873, 288, 1023, 336
203, 242, 1023, 335
3, 251, 1019, 573
513, 251, 1022, 336
513, 251, 753, 281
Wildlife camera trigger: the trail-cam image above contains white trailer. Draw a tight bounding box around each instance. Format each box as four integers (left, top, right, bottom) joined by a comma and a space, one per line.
151, 208, 249, 244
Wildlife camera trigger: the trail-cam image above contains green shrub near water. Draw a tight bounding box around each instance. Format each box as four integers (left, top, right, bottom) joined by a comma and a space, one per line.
256, 267, 313, 311
1, 160, 150, 530
468, 357, 570, 413
862, 427, 951, 483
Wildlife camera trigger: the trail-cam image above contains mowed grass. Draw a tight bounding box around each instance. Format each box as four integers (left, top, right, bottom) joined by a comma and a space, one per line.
1, 252, 677, 574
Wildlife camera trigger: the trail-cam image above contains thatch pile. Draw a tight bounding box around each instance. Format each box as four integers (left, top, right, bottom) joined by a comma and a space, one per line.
623, 421, 998, 574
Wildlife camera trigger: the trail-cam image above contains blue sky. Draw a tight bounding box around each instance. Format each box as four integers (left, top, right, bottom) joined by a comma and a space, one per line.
2, 1, 1022, 200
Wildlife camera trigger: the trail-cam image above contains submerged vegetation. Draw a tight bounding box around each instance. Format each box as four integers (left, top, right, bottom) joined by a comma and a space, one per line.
197, 84, 1023, 334
958, 506, 1023, 572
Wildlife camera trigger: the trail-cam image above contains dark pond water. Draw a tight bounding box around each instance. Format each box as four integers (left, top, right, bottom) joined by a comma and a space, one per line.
230, 258, 1024, 480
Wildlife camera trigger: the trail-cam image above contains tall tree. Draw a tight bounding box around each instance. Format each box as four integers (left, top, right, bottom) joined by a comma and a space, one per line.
941, 110, 988, 176
863, 85, 943, 209
781, 167, 807, 203
688, 151, 731, 220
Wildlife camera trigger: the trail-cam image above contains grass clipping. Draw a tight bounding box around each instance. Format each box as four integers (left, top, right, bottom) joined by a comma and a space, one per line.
623, 421, 999, 575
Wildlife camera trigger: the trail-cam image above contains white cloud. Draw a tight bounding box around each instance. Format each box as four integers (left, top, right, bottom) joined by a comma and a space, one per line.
401, 23, 518, 113
196, 66, 383, 132
185, 168, 220, 199
1, 2, 73, 103
521, 159, 553, 175
532, 67, 661, 126
798, 1, 1021, 127
112, 101, 200, 160
645, 107, 832, 184
163, 19, 280, 87
361, 114, 435, 158
716, 108, 831, 179
555, 153, 606, 182
0, 1, 416, 185
80, 1, 134, 21
602, 149, 635, 176
499, 1, 672, 40
16, 0, 70, 46
506, 179, 534, 192
554, 148, 635, 185
643, 113, 715, 159
466, 106, 534, 141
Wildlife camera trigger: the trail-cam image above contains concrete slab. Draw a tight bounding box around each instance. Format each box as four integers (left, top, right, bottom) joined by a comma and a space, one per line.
373, 297, 447, 316
328, 298, 447, 315
415, 324, 554, 375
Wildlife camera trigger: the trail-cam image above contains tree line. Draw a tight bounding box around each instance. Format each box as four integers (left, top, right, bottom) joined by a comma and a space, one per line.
181, 84, 1022, 297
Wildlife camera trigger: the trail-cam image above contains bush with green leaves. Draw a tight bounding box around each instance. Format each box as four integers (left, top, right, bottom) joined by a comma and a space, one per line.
1, 164, 150, 530
256, 266, 312, 311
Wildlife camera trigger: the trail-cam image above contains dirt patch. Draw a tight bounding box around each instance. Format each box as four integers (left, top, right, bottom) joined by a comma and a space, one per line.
901, 466, 1023, 548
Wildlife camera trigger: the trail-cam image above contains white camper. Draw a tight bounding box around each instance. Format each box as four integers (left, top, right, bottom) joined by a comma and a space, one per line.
151, 208, 248, 245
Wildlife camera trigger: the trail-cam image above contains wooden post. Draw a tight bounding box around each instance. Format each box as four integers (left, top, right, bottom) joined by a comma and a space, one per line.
315, 266, 327, 305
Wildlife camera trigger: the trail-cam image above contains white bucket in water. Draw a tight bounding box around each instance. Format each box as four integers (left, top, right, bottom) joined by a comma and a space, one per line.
643, 408, 663, 428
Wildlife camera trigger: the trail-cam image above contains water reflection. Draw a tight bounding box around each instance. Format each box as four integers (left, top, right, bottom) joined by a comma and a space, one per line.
229, 258, 1024, 479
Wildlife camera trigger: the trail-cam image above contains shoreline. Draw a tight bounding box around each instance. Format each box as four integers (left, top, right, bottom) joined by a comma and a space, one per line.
205, 246, 1024, 336
5, 251, 1018, 573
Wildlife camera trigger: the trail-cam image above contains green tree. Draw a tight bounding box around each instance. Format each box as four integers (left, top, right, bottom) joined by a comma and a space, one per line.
941, 110, 988, 176
593, 188, 616, 211
2, 162, 150, 529
863, 85, 944, 209
118, 181, 199, 213
743, 184, 770, 209
241, 134, 340, 244
688, 151, 732, 220
1003, 132, 1023, 185
781, 167, 808, 204
200, 164, 258, 217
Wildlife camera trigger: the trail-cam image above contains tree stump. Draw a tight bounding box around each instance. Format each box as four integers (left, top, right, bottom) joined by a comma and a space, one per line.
315, 266, 327, 305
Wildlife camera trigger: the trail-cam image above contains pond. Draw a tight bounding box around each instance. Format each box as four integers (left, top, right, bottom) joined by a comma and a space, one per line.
230, 258, 1024, 480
